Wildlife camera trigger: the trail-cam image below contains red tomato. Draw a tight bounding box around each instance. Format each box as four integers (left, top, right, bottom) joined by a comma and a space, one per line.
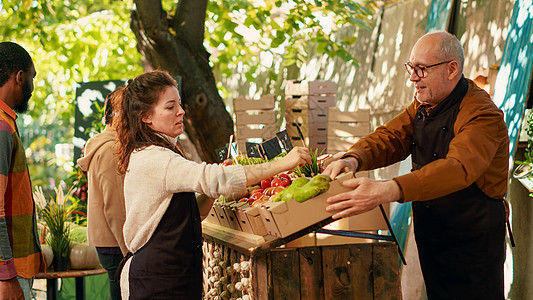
239, 197, 248, 203
260, 178, 272, 189
278, 173, 291, 182
272, 186, 285, 195
271, 176, 291, 187
263, 187, 276, 196
221, 158, 233, 166
249, 192, 265, 201
251, 188, 263, 195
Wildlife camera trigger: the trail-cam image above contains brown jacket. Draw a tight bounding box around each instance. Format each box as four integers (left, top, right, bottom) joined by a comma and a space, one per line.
77, 127, 127, 255
348, 79, 509, 202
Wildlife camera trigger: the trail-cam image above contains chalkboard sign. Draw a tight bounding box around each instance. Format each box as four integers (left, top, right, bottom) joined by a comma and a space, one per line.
245, 142, 263, 158
261, 137, 282, 160
215, 145, 229, 163
276, 130, 293, 151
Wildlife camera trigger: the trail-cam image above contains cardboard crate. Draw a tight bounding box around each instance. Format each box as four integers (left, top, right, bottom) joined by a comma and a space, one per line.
235, 110, 276, 125
224, 207, 244, 231
213, 204, 232, 229
203, 207, 221, 226
233, 95, 275, 111
258, 173, 389, 238
234, 208, 255, 234
285, 80, 337, 95
243, 206, 268, 236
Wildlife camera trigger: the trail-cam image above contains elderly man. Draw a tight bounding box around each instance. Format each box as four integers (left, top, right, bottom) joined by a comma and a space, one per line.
324, 31, 508, 299
0, 42, 44, 299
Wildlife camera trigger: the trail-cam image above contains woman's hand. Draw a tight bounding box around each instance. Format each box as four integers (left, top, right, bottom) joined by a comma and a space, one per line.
282, 147, 312, 169
242, 147, 311, 186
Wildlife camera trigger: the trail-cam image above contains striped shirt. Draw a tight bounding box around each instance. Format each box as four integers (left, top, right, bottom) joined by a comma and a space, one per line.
0, 99, 43, 279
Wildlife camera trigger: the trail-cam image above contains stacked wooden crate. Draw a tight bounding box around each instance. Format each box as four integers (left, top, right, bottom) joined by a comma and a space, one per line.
327, 107, 371, 154
284, 80, 336, 152
233, 95, 277, 152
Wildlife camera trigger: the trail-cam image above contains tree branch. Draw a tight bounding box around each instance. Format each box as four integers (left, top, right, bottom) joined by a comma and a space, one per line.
172, 0, 208, 51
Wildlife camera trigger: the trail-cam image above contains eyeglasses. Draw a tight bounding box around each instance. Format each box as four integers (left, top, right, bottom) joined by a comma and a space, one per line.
404, 60, 452, 78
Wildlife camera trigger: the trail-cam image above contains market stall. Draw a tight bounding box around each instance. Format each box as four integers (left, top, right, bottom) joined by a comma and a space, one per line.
201, 172, 402, 299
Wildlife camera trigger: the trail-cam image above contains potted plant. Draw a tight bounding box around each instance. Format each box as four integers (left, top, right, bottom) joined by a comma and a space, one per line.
34, 185, 79, 271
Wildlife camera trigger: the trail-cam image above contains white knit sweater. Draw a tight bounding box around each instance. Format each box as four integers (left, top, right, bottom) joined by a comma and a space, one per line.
120, 143, 246, 298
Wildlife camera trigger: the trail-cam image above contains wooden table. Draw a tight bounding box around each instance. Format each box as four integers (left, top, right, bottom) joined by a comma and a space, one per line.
35, 268, 107, 300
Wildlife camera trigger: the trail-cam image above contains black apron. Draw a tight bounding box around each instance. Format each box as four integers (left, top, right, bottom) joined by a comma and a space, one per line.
127, 192, 203, 299
411, 77, 506, 300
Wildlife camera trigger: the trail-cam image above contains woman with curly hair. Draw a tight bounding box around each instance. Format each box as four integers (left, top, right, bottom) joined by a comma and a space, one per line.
114, 70, 310, 299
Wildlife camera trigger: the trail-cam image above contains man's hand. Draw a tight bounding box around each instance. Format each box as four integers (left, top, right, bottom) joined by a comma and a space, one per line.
322, 157, 359, 180
0, 277, 24, 300
326, 178, 401, 219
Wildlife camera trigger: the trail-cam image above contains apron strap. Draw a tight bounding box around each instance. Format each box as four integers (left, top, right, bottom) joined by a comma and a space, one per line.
114, 252, 133, 287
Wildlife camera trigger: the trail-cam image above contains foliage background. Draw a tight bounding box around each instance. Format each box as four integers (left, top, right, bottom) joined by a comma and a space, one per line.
0, 0, 381, 189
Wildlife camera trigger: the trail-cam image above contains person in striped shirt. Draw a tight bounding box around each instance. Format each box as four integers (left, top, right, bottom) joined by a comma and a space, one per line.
0, 42, 44, 300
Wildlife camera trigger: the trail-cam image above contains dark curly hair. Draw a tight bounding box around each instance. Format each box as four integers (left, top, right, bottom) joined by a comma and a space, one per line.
114, 70, 183, 174
0, 42, 33, 87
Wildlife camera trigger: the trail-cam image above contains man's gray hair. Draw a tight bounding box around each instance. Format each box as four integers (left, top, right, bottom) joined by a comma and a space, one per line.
432, 31, 464, 73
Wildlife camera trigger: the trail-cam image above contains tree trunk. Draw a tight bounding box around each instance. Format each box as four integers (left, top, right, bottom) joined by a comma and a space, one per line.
130, 0, 233, 163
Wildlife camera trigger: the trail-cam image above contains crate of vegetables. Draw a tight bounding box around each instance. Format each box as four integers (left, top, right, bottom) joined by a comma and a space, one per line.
260, 172, 388, 238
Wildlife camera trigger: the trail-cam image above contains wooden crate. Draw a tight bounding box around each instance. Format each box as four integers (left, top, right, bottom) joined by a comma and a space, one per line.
327, 136, 362, 154
327, 108, 370, 154
328, 108, 370, 122
233, 95, 275, 111
235, 110, 276, 124
202, 224, 401, 300
328, 122, 370, 137
285, 80, 337, 96
234, 95, 277, 151
286, 95, 336, 111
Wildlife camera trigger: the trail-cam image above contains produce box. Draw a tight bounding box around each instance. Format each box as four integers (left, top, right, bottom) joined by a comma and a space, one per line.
205, 207, 221, 226
234, 208, 255, 234
213, 203, 237, 230
243, 206, 268, 236
258, 173, 389, 238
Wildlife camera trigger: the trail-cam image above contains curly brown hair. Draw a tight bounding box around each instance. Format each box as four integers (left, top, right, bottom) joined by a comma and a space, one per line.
114, 70, 182, 174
